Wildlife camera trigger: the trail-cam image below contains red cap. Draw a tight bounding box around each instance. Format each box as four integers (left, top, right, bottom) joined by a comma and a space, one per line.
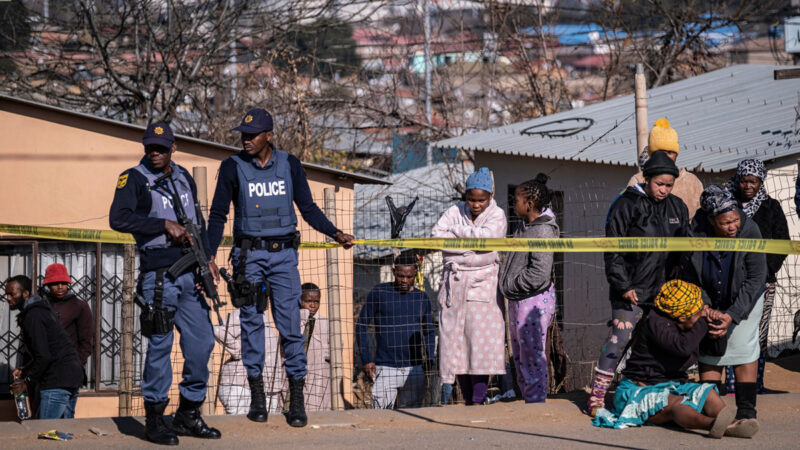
43, 263, 71, 285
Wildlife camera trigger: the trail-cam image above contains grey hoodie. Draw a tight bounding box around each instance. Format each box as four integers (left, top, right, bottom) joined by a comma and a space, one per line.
499, 214, 560, 301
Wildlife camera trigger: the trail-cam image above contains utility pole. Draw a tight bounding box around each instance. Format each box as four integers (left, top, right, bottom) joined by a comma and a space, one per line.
634, 63, 649, 161
424, 0, 432, 166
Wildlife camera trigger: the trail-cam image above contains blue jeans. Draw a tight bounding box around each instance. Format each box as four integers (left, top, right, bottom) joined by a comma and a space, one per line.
38, 388, 79, 419
441, 383, 453, 405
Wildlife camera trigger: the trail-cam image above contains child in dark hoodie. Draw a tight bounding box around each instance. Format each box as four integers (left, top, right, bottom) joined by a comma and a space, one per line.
593, 279, 756, 438
499, 173, 560, 403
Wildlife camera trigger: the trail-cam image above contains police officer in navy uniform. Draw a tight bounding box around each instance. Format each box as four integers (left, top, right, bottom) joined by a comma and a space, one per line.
207, 108, 354, 427
110, 123, 221, 445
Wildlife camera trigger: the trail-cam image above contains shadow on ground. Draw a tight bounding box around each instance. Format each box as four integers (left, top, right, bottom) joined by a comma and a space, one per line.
111, 416, 144, 439
393, 408, 644, 449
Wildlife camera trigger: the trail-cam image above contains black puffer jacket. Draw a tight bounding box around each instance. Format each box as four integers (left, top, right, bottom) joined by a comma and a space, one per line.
749, 197, 789, 283
604, 185, 690, 307
17, 295, 84, 392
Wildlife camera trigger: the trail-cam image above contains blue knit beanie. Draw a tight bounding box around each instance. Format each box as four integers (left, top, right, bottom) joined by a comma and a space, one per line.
465, 167, 493, 193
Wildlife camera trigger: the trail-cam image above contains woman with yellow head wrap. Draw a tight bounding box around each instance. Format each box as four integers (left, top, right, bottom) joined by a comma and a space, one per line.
592, 280, 757, 438
654, 279, 705, 323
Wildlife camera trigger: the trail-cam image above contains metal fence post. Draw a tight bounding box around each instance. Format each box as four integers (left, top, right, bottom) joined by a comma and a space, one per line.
118, 244, 136, 417
324, 188, 345, 410
193, 166, 216, 415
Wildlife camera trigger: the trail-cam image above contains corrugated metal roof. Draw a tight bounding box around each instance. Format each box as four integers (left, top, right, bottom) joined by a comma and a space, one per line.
0, 94, 390, 185
433, 64, 800, 173
353, 162, 470, 260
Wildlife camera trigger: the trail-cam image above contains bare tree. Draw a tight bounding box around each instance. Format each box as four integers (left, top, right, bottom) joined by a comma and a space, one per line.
592, 0, 785, 89
2, 1, 371, 132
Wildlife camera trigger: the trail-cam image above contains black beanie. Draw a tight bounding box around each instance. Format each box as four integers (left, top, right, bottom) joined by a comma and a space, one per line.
642, 150, 679, 178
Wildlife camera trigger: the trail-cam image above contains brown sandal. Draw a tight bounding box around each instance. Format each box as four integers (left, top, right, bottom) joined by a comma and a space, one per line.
724, 418, 759, 438
708, 406, 736, 439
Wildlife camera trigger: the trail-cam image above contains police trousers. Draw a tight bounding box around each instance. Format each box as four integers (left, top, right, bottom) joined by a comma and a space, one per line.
232, 247, 307, 380
139, 270, 214, 403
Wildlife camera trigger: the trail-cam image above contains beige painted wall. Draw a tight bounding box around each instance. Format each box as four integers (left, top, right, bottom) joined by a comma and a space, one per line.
0, 98, 359, 418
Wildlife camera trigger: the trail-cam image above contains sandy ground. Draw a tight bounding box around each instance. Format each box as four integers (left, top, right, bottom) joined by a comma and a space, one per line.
764, 353, 800, 393
2, 353, 797, 449
1, 395, 798, 449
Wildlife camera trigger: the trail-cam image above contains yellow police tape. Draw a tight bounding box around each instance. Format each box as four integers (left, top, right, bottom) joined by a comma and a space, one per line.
2, 224, 800, 254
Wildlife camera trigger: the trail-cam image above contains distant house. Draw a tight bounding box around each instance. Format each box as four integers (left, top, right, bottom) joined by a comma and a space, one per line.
433, 64, 800, 389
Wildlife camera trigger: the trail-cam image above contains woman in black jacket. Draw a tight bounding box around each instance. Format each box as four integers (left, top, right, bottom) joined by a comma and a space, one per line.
683, 185, 767, 433
587, 151, 690, 416
723, 159, 789, 394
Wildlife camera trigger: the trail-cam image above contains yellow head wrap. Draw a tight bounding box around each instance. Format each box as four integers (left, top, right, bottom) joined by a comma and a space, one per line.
654, 279, 703, 319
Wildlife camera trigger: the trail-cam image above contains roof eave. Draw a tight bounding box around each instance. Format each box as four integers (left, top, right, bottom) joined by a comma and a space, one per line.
0, 94, 391, 185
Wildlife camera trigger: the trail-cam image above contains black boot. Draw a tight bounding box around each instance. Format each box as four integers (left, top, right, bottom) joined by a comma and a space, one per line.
171, 395, 221, 439
144, 401, 178, 446
287, 378, 308, 427
247, 375, 268, 422
734, 382, 758, 420
709, 380, 728, 396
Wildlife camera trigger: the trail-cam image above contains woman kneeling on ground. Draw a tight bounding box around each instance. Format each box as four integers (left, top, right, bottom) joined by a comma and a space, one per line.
682, 185, 767, 436
592, 280, 754, 438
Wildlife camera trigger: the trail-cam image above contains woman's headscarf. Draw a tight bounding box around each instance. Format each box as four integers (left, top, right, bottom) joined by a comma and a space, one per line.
700, 184, 738, 217
654, 280, 704, 320
725, 159, 768, 218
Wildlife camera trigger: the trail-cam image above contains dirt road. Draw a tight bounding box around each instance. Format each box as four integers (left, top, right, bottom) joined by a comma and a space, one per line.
3, 393, 798, 449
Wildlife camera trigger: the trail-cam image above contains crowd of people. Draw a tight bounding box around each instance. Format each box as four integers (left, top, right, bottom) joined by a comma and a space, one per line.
1, 112, 792, 443
586, 119, 789, 439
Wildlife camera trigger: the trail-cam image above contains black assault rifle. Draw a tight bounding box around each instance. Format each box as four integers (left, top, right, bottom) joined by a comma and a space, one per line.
154, 171, 225, 324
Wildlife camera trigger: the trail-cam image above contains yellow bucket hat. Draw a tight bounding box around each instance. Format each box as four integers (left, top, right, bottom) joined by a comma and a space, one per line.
654, 279, 704, 319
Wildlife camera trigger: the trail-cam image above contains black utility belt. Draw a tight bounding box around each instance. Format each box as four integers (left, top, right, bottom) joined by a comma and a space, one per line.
236, 233, 299, 252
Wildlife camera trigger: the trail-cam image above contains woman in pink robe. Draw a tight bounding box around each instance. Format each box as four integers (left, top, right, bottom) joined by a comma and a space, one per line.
432, 167, 507, 405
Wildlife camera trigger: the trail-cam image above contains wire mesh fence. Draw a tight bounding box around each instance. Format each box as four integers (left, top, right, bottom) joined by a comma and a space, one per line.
2, 169, 800, 417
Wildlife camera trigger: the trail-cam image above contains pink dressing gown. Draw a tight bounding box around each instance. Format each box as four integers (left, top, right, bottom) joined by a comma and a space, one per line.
432, 199, 507, 384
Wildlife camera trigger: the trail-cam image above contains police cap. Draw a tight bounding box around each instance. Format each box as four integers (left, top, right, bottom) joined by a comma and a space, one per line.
233, 108, 274, 134
142, 122, 175, 149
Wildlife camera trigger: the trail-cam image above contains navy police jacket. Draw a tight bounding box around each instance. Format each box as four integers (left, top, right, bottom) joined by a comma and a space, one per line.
109, 157, 210, 271
207, 145, 340, 255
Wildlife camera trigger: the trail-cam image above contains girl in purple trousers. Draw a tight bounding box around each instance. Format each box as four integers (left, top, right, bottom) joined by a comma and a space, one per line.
499, 174, 560, 403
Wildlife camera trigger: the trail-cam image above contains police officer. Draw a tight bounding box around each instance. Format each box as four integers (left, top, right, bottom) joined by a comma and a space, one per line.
207, 108, 354, 427
110, 123, 220, 445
